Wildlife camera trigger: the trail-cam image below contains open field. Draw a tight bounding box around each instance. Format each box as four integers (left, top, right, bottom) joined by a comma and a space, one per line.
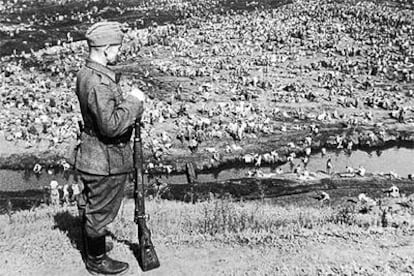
1, 197, 414, 275
0, 0, 413, 175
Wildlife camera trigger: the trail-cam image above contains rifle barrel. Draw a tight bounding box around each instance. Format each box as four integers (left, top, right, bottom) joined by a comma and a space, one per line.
134, 121, 145, 219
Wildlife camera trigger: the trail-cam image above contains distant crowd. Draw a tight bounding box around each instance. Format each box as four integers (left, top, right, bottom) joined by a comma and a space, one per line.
44, 180, 81, 206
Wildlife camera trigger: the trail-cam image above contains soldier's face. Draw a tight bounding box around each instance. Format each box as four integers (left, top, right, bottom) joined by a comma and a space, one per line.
104, 45, 122, 66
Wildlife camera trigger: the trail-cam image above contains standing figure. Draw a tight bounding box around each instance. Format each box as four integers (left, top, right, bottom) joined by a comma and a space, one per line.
50, 180, 60, 206
57, 185, 64, 205
326, 158, 333, 174
287, 154, 295, 172
63, 184, 71, 205
302, 156, 309, 169
74, 21, 145, 275
71, 183, 81, 203
294, 164, 302, 176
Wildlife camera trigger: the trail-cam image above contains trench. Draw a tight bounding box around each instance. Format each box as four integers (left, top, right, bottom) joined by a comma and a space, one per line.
0, 145, 413, 213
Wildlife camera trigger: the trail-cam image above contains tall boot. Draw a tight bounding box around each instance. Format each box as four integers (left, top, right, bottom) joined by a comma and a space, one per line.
86, 235, 129, 275
78, 207, 87, 262
79, 207, 113, 254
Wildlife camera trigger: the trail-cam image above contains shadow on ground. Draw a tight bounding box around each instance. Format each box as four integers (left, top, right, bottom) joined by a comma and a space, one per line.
53, 211, 146, 269
53, 211, 85, 260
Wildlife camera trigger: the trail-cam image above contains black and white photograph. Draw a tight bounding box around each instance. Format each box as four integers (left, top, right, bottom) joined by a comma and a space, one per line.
0, 0, 413, 275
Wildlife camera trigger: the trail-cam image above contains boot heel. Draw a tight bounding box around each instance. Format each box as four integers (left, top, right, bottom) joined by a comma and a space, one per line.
85, 235, 129, 275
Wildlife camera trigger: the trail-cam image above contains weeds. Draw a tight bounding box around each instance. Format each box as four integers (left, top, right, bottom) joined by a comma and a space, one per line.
328, 204, 357, 225
143, 198, 338, 245
1, 197, 413, 248
0, 196, 413, 275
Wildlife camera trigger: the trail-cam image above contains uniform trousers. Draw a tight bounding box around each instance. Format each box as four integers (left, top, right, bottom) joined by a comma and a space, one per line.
77, 172, 127, 238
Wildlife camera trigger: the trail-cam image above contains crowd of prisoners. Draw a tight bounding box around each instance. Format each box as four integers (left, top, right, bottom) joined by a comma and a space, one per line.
0, 0, 413, 172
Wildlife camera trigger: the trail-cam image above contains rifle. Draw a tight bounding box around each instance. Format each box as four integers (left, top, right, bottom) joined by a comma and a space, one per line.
133, 120, 160, 271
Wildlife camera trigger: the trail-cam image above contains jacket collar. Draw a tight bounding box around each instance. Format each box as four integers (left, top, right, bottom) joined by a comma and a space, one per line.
85, 58, 117, 82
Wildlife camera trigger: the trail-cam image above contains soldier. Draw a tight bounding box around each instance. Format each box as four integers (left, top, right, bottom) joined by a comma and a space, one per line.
74, 21, 145, 275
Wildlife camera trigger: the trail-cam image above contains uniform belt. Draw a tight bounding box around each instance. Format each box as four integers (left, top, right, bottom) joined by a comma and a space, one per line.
83, 128, 130, 146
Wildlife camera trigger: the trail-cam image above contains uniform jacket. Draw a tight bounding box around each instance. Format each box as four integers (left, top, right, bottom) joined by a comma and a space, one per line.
74, 58, 143, 175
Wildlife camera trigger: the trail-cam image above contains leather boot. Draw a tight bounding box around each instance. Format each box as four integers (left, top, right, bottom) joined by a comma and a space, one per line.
85, 235, 129, 275
79, 207, 113, 253
78, 208, 87, 261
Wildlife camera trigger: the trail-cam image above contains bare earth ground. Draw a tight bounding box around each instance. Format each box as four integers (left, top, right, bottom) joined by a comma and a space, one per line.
1, 199, 414, 276
3, 237, 414, 276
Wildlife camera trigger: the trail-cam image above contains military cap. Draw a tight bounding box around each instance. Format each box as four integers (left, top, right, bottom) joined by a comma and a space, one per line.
85, 21, 128, 47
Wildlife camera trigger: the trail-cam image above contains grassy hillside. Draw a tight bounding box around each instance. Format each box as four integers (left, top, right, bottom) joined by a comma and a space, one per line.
1, 196, 413, 275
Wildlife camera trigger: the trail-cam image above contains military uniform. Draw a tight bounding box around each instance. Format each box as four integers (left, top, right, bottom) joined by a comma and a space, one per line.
73, 21, 143, 275
75, 58, 143, 237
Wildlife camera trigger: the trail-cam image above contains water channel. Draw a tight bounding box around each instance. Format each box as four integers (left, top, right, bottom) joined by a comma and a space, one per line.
0, 146, 413, 213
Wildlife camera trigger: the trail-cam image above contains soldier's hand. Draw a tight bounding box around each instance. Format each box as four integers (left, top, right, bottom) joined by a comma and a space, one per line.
129, 88, 146, 102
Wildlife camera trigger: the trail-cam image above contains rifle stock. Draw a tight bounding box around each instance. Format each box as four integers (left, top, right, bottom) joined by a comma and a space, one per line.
134, 121, 160, 271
